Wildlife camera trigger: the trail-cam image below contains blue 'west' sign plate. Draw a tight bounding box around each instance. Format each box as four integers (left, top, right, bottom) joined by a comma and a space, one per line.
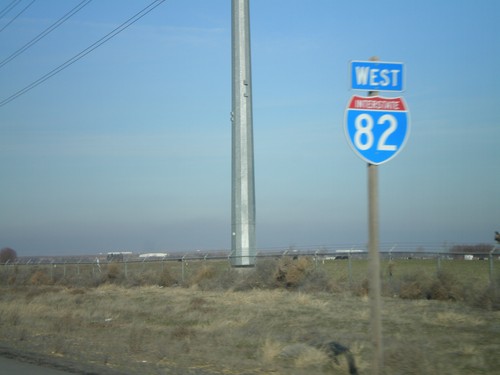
350, 61, 404, 92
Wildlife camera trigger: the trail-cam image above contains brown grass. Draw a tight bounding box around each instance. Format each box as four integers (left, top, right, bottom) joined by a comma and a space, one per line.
0, 284, 499, 374
1, 258, 500, 373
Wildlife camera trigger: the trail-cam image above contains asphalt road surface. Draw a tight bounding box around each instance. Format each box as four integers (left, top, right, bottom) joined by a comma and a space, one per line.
0, 355, 219, 375
0, 346, 216, 375
0, 356, 75, 374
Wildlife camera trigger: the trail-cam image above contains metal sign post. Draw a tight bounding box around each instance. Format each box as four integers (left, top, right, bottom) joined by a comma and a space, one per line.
345, 56, 409, 375
367, 80, 383, 375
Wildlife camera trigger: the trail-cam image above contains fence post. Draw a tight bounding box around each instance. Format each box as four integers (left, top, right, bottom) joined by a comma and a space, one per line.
94, 257, 101, 280
348, 250, 353, 287
436, 255, 442, 274
489, 246, 498, 286
227, 251, 233, 270
489, 252, 494, 285
182, 255, 186, 283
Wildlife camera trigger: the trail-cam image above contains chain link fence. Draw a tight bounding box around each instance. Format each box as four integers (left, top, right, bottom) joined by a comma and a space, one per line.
1, 245, 499, 291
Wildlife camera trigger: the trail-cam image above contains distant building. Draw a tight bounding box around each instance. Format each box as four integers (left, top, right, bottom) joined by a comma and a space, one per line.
106, 252, 132, 262
139, 253, 168, 259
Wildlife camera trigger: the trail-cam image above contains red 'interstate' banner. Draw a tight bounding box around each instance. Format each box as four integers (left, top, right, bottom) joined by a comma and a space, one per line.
348, 95, 406, 111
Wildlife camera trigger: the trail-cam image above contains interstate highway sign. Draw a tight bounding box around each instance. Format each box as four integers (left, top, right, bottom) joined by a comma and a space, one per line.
350, 61, 404, 92
344, 95, 410, 165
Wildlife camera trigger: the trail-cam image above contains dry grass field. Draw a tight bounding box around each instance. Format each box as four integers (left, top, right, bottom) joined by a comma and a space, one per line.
0, 257, 499, 374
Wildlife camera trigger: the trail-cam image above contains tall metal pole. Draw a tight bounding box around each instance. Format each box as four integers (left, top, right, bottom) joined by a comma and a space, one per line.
367, 56, 383, 375
231, 0, 256, 267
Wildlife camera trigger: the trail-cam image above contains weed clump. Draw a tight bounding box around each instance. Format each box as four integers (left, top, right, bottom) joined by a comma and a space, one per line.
232, 257, 336, 292
106, 264, 121, 281
29, 270, 52, 285
427, 271, 464, 301
233, 258, 279, 290
274, 257, 312, 288
399, 279, 425, 299
471, 278, 500, 310
353, 278, 370, 297
395, 271, 467, 302
190, 265, 217, 287
158, 268, 177, 287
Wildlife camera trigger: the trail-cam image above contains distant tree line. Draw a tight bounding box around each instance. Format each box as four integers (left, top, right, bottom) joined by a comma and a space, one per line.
449, 244, 493, 258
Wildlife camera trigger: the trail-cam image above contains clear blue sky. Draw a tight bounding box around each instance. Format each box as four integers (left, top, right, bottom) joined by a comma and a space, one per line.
1, 0, 499, 256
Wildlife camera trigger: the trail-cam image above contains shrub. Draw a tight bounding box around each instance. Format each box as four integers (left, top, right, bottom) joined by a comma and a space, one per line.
471, 278, 500, 310
29, 270, 52, 285
126, 269, 158, 287
209, 268, 238, 290
298, 267, 338, 293
189, 265, 239, 291
396, 271, 465, 302
235, 258, 279, 290
426, 271, 464, 301
274, 257, 313, 289
0, 247, 17, 264
187, 265, 216, 289
158, 268, 177, 287
352, 278, 370, 297
397, 273, 428, 300
106, 263, 121, 281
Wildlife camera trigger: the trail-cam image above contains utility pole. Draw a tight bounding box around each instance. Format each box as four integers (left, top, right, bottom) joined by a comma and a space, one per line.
231, 0, 256, 267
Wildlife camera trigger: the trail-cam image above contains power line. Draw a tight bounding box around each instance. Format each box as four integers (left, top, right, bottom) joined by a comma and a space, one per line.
0, 0, 166, 108
0, 0, 22, 19
0, 0, 36, 33
0, 0, 93, 69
